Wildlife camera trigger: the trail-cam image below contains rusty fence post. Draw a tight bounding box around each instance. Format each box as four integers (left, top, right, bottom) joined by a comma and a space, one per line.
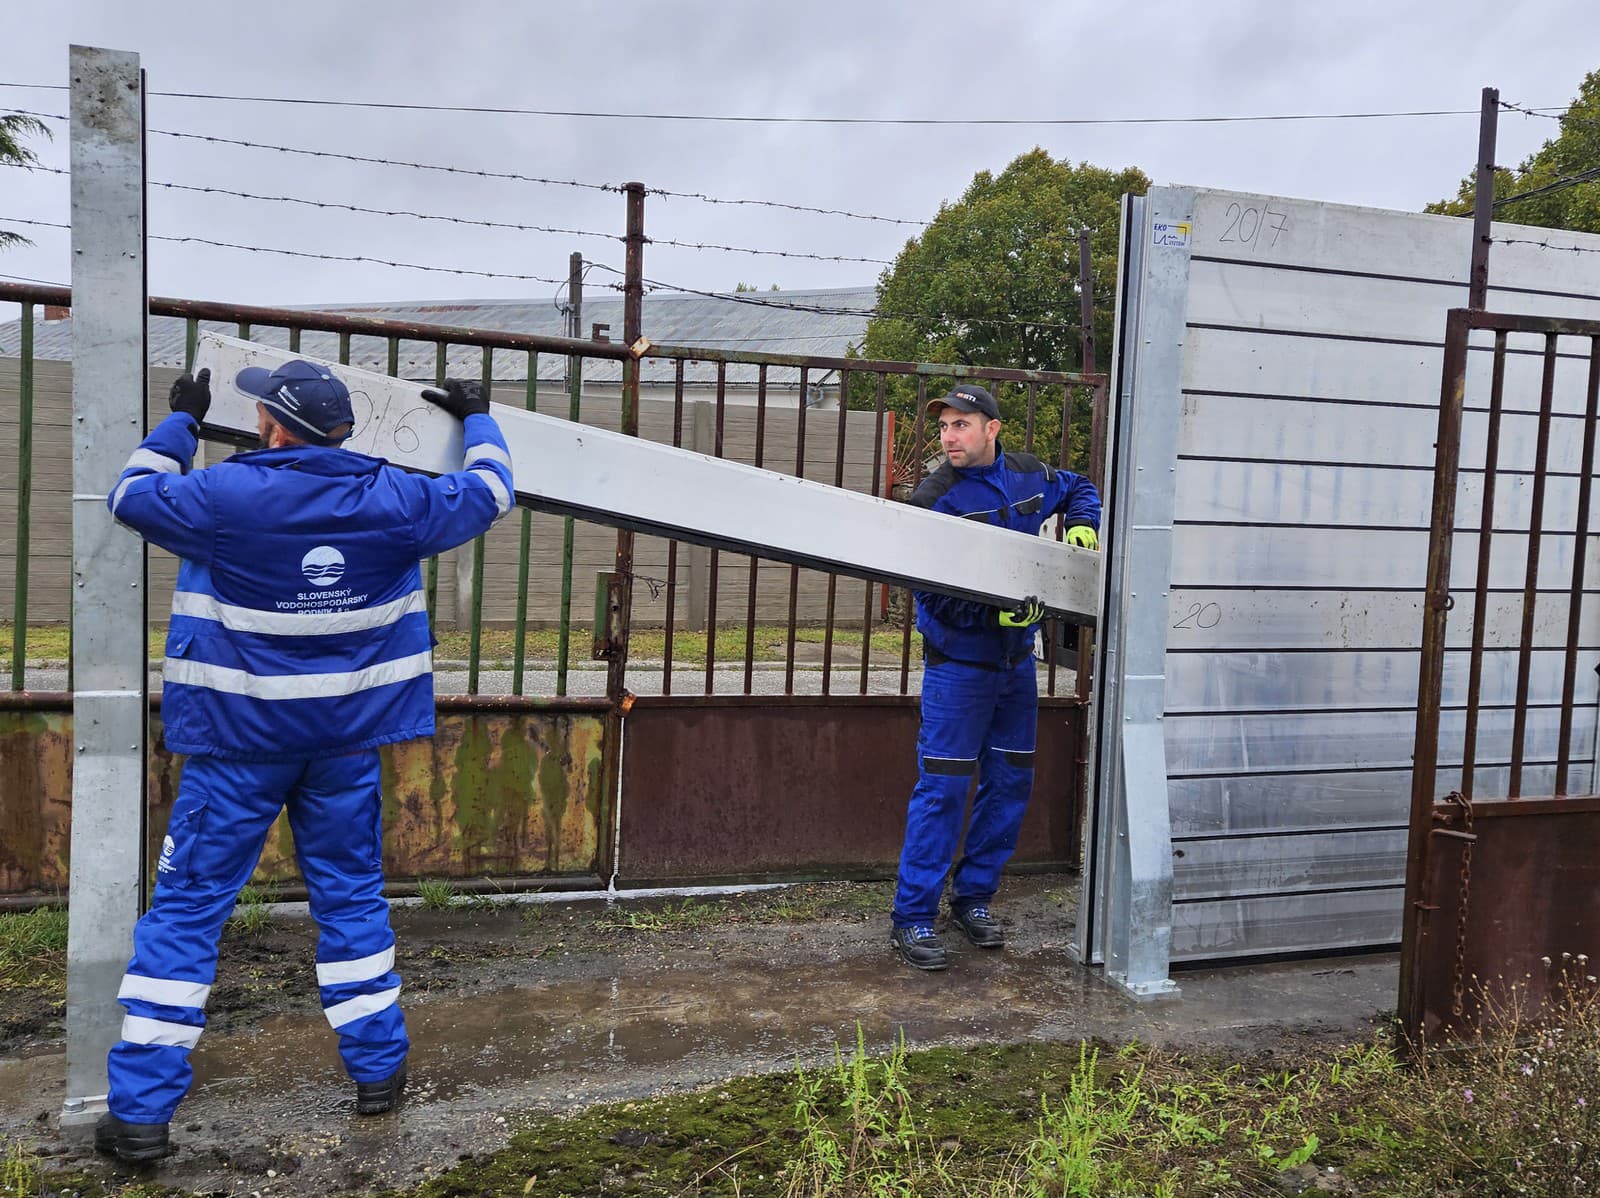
1399, 308, 1473, 1039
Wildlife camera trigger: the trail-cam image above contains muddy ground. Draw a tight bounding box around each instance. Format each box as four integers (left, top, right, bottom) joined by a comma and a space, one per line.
0, 875, 1398, 1196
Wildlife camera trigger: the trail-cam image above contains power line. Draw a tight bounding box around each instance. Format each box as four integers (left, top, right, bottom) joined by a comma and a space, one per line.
1, 161, 899, 264
0, 82, 1502, 126
1493, 164, 1600, 209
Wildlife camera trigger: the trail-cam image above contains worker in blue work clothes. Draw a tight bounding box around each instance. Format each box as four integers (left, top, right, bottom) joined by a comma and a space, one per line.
890, 383, 1100, 971
94, 361, 513, 1162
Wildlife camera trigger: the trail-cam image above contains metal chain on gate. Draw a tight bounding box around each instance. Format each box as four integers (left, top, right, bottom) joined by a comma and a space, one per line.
1445, 790, 1476, 1017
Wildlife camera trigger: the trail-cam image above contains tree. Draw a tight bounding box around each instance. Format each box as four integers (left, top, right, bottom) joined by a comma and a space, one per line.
1, 114, 52, 250
1426, 68, 1600, 234
850, 148, 1149, 470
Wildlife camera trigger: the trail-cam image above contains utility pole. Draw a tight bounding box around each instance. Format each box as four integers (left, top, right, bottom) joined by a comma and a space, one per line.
567, 251, 583, 340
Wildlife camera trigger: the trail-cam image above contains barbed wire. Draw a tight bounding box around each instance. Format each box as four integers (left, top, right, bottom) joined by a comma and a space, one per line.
0, 216, 607, 285
2, 161, 898, 264
1491, 235, 1600, 256
588, 262, 1087, 332
1499, 98, 1600, 133
6, 108, 924, 226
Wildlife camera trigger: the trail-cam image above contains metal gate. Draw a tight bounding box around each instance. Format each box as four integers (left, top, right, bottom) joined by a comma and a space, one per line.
1, 282, 1104, 896
1401, 307, 1600, 1041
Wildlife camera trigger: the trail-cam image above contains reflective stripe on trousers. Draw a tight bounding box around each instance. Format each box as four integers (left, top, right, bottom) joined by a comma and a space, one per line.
107, 750, 407, 1123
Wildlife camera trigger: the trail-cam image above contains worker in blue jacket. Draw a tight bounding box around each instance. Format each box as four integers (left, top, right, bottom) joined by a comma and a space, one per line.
891, 383, 1101, 971
95, 360, 513, 1161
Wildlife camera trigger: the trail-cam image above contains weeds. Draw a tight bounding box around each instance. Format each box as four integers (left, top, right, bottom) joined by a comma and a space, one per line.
0, 906, 68, 989
0, 1137, 40, 1198
1370, 957, 1600, 1197
784, 1027, 952, 1198
596, 898, 720, 933
227, 884, 271, 936
416, 878, 458, 910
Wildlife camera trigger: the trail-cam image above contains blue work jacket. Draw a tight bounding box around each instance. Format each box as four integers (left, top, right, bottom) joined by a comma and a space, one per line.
908, 443, 1100, 669
108, 411, 514, 761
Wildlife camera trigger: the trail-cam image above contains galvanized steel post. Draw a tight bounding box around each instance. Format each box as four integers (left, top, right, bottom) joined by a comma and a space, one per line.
64, 44, 148, 1124
1075, 189, 1187, 999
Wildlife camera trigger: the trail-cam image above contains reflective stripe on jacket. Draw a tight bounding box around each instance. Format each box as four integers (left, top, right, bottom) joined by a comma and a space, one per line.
108, 410, 514, 761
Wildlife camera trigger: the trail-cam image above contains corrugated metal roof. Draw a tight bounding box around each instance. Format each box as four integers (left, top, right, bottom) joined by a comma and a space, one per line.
0, 286, 875, 388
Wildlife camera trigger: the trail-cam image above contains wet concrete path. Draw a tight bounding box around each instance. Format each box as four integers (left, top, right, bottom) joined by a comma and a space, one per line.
0, 879, 1397, 1195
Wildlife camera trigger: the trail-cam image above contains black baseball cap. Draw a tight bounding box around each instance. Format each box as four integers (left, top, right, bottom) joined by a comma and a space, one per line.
926, 383, 999, 421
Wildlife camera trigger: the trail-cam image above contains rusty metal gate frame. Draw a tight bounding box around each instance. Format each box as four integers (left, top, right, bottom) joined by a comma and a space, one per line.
1401, 306, 1600, 1041
2, 281, 1107, 896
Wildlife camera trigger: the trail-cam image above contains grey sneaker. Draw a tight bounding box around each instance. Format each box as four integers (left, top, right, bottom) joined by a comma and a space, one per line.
890, 924, 948, 971
951, 905, 1004, 948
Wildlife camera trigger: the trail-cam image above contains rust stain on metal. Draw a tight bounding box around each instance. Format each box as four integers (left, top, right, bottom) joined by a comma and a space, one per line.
616, 698, 1084, 885
0, 705, 605, 895
1416, 797, 1600, 1041
0, 708, 73, 893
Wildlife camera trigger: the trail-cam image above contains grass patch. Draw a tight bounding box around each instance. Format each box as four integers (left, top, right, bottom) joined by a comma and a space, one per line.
385, 1033, 1406, 1198
416, 878, 458, 910
594, 898, 722, 934
227, 884, 272, 936
362, 972, 1600, 1198
0, 907, 68, 990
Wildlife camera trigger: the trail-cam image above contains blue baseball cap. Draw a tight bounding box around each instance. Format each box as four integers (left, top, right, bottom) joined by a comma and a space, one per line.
235, 360, 356, 446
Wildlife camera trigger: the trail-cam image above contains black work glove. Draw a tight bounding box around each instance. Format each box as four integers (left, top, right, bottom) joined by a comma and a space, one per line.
168, 368, 211, 424
997, 595, 1044, 628
420, 379, 491, 421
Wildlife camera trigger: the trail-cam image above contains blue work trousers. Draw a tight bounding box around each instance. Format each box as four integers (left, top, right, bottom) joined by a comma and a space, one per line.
106, 751, 407, 1124
892, 655, 1038, 928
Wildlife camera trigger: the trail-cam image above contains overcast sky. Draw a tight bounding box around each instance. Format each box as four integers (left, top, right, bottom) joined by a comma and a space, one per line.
1, 1, 1594, 310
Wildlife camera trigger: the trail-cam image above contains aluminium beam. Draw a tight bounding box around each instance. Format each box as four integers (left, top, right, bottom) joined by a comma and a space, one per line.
65, 45, 148, 1126
191, 334, 1101, 620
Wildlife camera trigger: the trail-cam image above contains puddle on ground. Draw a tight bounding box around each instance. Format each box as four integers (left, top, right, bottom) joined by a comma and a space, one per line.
1, 949, 1125, 1124
197, 949, 1123, 1104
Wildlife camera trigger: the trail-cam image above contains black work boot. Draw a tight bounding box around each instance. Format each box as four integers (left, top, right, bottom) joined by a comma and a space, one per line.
951, 904, 1005, 949
890, 924, 948, 971
355, 1063, 407, 1114
94, 1112, 171, 1163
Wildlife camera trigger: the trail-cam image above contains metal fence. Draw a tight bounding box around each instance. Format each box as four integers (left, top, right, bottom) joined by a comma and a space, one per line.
1, 279, 1104, 705
1401, 308, 1600, 1040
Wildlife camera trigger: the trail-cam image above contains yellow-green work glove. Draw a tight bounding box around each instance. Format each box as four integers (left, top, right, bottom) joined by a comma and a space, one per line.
998, 596, 1044, 628
1066, 525, 1099, 551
